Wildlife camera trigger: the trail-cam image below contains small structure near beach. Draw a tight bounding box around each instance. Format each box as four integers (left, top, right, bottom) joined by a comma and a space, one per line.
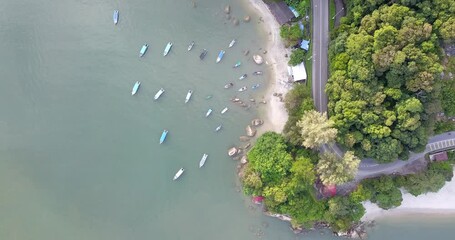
263, 1, 295, 25
429, 151, 449, 162
288, 62, 307, 82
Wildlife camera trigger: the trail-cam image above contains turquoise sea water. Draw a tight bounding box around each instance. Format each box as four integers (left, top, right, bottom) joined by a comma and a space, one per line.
1, 0, 455, 239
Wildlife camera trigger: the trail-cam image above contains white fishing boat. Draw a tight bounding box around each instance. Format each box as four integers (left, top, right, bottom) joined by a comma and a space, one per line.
185, 90, 193, 103
251, 84, 260, 90
224, 83, 234, 89
253, 71, 263, 75
215, 125, 222, 132
199, 154, 208, 168
113, 10, 119, 25
239, 74, 247, 80
131, 81, 141, 95
154, 88, 165, 100
228, 39, 236, 48
206, 108, 212, 117
238, 86, 247, 92
188, 41, 195, 51
163, 42, 173, 56
139, 44, 148, 57
221, 107, 228, 114
173, 168, 185, 180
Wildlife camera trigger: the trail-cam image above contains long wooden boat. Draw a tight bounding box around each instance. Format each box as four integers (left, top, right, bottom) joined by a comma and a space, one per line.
160, 129, 168, 144
113, 10, 119, 25
131, 81, 141, 95
154, 88, 165, 100
216, 50, 225, 63
163, 42, 173, 56
199, 154, 208, 168
200, 49, 208, 60
139, 44, 148, 57
173, 168, 185, 180
185, 90, 193, 103
188, 41, 195, 51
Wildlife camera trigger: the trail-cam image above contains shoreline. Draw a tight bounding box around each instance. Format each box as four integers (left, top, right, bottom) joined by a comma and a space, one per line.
362, 170, 455, 221
247, 0, 291, 134
247, 0, 455, 228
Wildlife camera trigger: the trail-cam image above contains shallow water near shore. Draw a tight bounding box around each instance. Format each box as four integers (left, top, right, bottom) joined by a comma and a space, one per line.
1, 0, 455, 239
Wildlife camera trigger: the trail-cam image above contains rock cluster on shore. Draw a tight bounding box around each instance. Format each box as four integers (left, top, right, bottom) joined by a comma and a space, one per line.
227, 119, 264, 166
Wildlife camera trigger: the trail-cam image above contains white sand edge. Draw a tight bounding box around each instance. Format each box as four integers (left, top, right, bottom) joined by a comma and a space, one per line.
247, 0, 291, 133
248, 0, 455, 222
362, 171, 455, 221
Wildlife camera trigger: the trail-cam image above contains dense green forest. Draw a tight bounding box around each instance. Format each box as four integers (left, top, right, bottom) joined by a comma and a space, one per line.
327, 0, 455, 162
241, 0, 455, 232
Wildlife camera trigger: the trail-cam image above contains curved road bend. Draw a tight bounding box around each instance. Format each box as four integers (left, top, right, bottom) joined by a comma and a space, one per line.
311, 0, 455, 180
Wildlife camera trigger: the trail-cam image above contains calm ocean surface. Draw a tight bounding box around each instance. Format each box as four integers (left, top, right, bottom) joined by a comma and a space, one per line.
0, 0, 454, 239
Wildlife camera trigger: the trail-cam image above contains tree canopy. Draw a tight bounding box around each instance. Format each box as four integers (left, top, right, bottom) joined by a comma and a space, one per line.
326, 1, 454, 162
297, 110, 338, 149
316, 151, 360, 185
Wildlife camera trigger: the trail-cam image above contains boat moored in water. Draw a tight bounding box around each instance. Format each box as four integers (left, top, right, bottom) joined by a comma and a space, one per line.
113, 10, 119, 25
221, 107, 228, 114
154, 88, 165, 100
160, 129, 168, 144
188, 41, 195, 51
206, 108, 212, 117
233, 61, 241, 68
139, 44, 148, 57
131, 81, 141, 95
173, 168, 185, 180
228, 39, 236, 48
199, 154, 208, 168
253, 71, 263, 75
216, 50, 225, 63
238, 86, 247, 92
200, 49, 208, 60
224, 83, 234, 89
163, 42, 173, 56
185, 90, 193, 103
252, 84, 260, 90
239, 74, 247, 80
215, 125, 222, 132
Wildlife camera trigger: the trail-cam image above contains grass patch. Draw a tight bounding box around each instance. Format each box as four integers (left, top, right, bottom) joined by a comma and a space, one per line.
304, 8, 313, 89
329, 0, 336, 31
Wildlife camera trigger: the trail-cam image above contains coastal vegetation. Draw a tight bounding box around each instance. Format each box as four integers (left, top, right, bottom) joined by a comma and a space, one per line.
241, 0, 455, 234
279, 0, 311, 66
326, 0, 455, 163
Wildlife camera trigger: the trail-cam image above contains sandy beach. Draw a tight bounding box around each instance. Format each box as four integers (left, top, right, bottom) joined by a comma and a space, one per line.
248, 0, 291, 133
362, 172, 455, 221
248, 0, 455, 224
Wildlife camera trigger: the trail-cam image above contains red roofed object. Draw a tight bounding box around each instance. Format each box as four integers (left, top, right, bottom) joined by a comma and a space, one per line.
433, 152, 448, 161
322, 185, 337, 197
252, 196, 265, 204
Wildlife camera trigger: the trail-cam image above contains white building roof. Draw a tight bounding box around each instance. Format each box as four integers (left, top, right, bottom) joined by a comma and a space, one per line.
289, 62, 307, 82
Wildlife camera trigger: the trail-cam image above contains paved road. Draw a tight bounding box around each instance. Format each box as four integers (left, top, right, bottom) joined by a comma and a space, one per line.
310, 0, 455, 180
312, 0, 329, 114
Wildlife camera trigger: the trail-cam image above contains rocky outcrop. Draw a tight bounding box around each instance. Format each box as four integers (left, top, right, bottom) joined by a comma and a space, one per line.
246, 125, 257, 137
253, 54, 263, 64
228, 147, 239, 157
239, 136, 250, 142
241, 143, 251, 150
232, 18, 239, 26
240, 155, 248, 164
251, 118, 264, 126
